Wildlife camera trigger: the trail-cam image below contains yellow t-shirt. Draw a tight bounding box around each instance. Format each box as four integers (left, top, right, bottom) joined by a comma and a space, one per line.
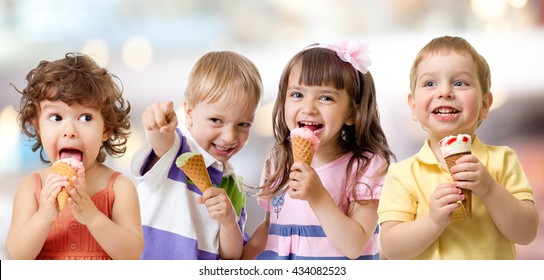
377, 136, 534, 259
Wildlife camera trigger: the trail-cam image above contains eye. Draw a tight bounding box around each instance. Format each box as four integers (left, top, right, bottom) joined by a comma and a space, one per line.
210, 118, 222, 124
319, 95, 334, 102
423, 81, 437, 87
238, 122, 252, 128
79, 114, 93, 122
453, 81, 467, 87
48, 114, 62, 122
289, 91, 303, 99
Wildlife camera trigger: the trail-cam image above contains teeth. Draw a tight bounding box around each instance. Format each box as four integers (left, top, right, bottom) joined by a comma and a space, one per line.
298, 121, 321, 127
215, 144, 232, 151
434, 108, 458, 115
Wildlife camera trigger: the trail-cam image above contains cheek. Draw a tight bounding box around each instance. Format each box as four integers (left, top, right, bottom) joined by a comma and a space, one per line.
238, 131, 250, 143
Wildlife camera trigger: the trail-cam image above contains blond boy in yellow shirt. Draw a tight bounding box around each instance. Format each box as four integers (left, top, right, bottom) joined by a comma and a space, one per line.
377, 36, 539, 259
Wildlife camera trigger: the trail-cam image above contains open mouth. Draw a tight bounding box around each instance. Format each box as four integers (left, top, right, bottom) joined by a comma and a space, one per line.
59, 148, 83, 162
433, 107, 460, 116
297, 121, 322, 133
214, 144, 234, 152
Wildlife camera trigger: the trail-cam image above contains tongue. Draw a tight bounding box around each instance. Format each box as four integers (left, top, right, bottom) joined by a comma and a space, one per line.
60, 149, 82, 162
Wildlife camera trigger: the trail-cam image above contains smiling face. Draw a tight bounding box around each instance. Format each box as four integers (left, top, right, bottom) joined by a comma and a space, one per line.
184, 96, 258, 164
37, 100, 110, 169
408, 51, 492, 141
284, 63, 354, 155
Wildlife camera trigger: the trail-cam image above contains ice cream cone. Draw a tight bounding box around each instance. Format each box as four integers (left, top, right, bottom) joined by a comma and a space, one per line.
292, 136, 316, 165
57, 188, 70, 210
51, 160, 79, 210
176, 153, 212, 193
290, 128, 319, 165
439, 134, 472, 218
445, 152, 472, 218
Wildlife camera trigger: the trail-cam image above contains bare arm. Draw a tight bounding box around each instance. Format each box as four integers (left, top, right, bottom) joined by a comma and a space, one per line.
310, 195, 379, 259
241, 211, 270, 259
289, 162, 378, 259
379, 182, 462, 259
141, 101, 178, 173
379, 216, 446, 259
217, 215, 244, 260
452, 155, 539, 244
6, 174, 59, 259
198, 188, 243, 260
82, 175, 144, 259
480, 182, 538, 244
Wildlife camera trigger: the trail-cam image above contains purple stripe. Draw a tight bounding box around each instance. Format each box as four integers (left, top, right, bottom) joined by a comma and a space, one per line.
141, 226, 218, 260
257, 250, 379, 260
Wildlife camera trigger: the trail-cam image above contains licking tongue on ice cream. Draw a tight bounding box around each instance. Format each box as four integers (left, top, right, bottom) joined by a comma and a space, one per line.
59, 149, 83, 162
51, 157, 84, 210
290, 127, 320, 165
439, 134, 473, 218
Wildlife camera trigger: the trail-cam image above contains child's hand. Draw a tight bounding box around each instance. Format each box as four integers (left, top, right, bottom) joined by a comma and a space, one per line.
66, 169, 101, 225
142, 101, 178, 134
142, 101, 178, 157
429, 183, 463, 227
197, 188, 236, 225
39, 174, 67, 221
288, 162, 326, 203
450, 155, 494, 197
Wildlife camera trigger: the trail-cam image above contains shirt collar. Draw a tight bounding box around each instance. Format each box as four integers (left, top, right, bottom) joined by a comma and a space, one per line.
415, 135, 488, 165
181, 125, 235, 177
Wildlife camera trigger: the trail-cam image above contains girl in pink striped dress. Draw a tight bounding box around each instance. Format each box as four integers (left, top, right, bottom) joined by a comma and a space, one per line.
242, 40, 395, 260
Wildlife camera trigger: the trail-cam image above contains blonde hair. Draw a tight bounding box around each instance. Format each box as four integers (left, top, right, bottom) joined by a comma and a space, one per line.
409, 36, 491, 95
184, 51, 263, 111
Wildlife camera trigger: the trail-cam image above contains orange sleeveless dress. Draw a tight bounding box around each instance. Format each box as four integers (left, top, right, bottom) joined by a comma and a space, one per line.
34, 172, 119, 260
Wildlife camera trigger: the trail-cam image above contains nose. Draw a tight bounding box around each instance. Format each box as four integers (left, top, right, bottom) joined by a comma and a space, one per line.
301, 99, 318, 114
63, 121, 78, 138
438, 85, 454, 99
219, 126, 237, 145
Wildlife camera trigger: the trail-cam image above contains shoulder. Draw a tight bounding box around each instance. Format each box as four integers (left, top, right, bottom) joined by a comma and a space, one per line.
111, 172, 137, 192
12, 170, 46, 206
388, 154, 419, 170
94, 163, 136, 192
16, 172, 40, 194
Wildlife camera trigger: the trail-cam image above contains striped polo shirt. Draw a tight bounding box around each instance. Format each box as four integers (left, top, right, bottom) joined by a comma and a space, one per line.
131, 127, 246, 259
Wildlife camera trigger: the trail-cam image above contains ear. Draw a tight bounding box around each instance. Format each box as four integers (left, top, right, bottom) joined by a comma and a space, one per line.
102, 127, 113, 142
479, 91, 493, 121
344, 110, 355, 126
407, 92, 418, 122
32, 118, 40, 136
183, 100, 193, 127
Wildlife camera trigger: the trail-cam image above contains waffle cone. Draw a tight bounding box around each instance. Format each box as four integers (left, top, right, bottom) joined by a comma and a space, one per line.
292, 135, 316, 165
445, 152, 472, 218
180, 154, 212, 193
51, 161, 77, 210
57, 188, 69, 210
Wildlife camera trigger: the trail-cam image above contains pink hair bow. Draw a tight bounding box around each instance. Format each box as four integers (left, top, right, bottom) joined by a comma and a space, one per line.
319, 40, 371, 74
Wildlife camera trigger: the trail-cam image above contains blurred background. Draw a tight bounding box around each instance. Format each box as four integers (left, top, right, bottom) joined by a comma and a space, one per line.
1, 0, 543, 259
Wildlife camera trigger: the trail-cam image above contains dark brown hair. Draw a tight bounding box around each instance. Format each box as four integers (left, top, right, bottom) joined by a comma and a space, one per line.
260, 46, 395, 198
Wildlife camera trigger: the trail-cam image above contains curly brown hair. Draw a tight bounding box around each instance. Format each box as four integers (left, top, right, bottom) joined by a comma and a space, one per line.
13, 52, 131, 163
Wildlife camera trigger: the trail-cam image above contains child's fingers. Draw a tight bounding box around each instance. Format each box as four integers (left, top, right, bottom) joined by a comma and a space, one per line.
160, 101, 174, 114
195, 196, 205, 204
159, 117, 178, 133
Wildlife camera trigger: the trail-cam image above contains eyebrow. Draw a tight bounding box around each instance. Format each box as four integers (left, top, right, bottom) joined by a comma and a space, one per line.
287, 85, 340, 95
